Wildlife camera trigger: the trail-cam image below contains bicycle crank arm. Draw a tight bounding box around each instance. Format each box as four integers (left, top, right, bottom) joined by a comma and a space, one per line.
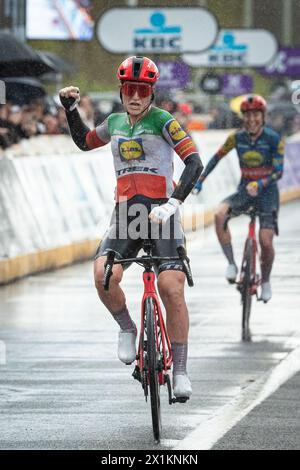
132, 366, 141, 383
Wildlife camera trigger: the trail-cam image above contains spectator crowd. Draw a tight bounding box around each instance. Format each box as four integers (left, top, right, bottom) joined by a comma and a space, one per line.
0, 100, 69, 150
1, 92, 300, 152
0, 93, 108, 151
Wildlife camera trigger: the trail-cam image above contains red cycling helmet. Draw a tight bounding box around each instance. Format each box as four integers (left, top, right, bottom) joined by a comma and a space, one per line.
240, 95, 267, 113
117, 56, 159, 84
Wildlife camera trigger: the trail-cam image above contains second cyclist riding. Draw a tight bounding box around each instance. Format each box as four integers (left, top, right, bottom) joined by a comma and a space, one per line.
224, 207, 278, 341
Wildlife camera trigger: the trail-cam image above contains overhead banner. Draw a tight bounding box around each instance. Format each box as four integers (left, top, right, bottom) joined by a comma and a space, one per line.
221, 73, 253, 97
258, 47, 300, 77
200, 73, 223, 95
182, 29, 278, 68
156, 61, 190, 89
97, 8, 218, 54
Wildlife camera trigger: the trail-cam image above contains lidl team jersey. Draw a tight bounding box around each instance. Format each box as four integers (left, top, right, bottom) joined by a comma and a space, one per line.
216, 127, 284, 187
85, 107, 197, 201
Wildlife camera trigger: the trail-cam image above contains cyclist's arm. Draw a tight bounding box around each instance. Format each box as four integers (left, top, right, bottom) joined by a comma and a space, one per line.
65, 108, 110, 151
172, 153, 203, 201
257, 137, 284, 189
162, 118, 203, 202
201, 132, 237, 181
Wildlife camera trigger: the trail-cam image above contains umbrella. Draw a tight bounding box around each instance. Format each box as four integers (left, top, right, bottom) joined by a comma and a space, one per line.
3, 77, 46, 105
0, 32, 55, 77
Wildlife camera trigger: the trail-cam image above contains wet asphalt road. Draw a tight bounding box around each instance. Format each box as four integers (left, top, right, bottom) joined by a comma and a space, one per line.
213, 370, 300, 450
0, 200, 299, 450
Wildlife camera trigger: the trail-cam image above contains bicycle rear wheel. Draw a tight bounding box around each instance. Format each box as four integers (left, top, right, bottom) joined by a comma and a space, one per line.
241, 239, 253, 342
145, 297, 162, 443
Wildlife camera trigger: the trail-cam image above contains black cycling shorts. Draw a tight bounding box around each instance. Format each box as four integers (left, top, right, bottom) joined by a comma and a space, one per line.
95, 195, 186, 275
223, 182, 279, 231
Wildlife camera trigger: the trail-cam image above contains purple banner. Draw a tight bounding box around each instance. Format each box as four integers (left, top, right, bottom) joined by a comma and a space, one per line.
221, 73, 253, 97
279, 139, 300, 191
258, 47, 300, 77
156, 61, 190, 89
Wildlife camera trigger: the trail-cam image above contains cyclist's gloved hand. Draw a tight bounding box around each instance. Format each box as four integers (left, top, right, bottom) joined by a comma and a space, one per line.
246, 181, 262, 197
192, 179, 203, 195
149, 198, 181, 224
59, 86, 80, 112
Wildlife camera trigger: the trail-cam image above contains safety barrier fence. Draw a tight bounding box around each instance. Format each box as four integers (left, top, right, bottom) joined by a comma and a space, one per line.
0, 131, 299, 284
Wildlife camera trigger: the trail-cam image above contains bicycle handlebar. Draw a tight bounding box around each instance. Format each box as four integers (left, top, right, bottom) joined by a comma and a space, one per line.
103, 245, 194, 291
177, 245, 194, 287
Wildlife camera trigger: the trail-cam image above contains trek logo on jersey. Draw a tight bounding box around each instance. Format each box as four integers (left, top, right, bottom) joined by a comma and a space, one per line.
118, 138, 145, 162
242, 150, 264, 168
117, 166, 158, 176
166, 120, 187, 143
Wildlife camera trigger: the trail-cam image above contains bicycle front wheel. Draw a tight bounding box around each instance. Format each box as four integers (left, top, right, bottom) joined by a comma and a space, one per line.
241, 239, 253, 342
145, 297, 162, 443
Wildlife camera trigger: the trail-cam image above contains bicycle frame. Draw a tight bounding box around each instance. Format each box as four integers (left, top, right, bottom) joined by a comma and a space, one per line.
103, 244, 193, 407
225, 206, 274, 341
138, 271, 172, 387
239, 213, 261, 296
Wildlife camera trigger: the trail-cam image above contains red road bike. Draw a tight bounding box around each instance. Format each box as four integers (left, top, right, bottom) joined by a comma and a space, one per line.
103, 240, 194, 443
224, 207, 278, 342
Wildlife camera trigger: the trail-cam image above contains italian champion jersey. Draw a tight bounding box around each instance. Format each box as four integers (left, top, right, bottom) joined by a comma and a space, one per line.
85, 107, 198, 201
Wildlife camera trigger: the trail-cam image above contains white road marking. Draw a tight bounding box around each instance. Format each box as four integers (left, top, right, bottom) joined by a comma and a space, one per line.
160, 439, 181, 447
174, 344, 300, 450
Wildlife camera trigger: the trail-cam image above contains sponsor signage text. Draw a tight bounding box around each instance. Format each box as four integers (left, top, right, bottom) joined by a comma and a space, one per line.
97, 8, 218, 54
183, 29, 278, 68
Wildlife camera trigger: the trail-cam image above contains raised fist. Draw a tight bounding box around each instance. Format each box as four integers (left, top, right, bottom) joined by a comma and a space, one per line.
59, 86, 80, 111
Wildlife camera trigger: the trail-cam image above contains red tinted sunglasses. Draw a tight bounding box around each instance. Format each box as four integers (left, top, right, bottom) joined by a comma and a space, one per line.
121, 82, 153, 98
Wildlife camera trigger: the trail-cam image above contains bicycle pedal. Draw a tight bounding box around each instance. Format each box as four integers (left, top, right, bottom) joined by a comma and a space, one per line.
132, 366, 141, 382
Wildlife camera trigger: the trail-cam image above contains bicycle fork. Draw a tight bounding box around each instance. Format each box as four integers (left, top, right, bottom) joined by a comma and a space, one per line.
132, 271, 172, 397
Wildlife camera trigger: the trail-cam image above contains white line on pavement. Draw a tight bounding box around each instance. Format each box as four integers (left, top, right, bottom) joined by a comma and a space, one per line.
174, 343, 300, 450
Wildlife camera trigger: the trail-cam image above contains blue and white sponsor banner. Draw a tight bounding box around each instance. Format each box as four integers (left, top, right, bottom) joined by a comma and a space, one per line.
182, 29, 278, 68
97, 8, 218, 54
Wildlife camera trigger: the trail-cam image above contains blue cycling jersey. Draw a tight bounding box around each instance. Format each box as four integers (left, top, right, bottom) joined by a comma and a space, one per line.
203, 126, 284, 189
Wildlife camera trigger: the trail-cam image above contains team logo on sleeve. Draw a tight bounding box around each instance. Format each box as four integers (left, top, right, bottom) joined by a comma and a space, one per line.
222, 133, 236, 153
278, 139, 285, 155
118, 138, 145, 162
242, 151, 264, 168
166, 120, 187, 144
